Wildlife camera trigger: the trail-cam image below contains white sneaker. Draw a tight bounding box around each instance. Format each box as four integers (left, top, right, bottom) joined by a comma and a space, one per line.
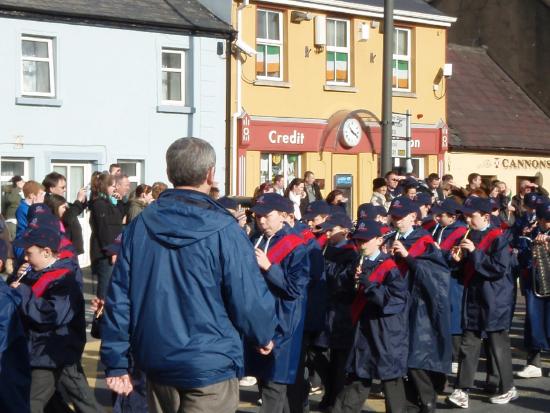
309, 386, 323, 395
447, 389, 469, 409
515, 364, 542, 378
451, 362, 459, 374
239, 376, 257, 386
489, 386, 518, 404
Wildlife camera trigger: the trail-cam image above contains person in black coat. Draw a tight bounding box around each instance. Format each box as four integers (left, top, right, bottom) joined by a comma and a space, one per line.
332, 220, 409, 413
447, 197, 517, 408
89, 173, 123, 299
42, 172, 86, 255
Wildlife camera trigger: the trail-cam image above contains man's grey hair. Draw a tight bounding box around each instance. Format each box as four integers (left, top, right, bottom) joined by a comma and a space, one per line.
166, 137, 216, 187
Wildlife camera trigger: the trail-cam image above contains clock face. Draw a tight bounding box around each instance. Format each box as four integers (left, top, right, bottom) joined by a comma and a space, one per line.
341, 118, 362, 148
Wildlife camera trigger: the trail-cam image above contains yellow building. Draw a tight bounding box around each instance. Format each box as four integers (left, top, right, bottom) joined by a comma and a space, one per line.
229, 0, 456, 213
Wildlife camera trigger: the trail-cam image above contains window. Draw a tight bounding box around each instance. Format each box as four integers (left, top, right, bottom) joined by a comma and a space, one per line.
21, 36, 55, 97
117, 160, 144, 192
1, 158, 31, 214
326, 19, 350, 85
393, 28, 411, 91
256, 10, 283, 80
260, 153, 300, 186
393, 156, 425, 179
161, 48, 185, 104
51, 161, 92, 203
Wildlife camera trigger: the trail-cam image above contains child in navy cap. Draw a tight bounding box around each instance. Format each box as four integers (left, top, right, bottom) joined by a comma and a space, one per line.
331, 220, 409, 413
0, 239, 31, 413
387, 196, 452, 412
447, 196, 517, 407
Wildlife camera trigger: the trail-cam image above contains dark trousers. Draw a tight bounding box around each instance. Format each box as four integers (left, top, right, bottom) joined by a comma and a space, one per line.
457, 330, 514, 393
31, 364, 100, 413
452, 335, 462, 363
527, 349, 542, 367
286, 338, 309, 413
321, 348, 350, 407
258, 380, 288, 413
404, 369, 442, 412
331, 377, 406, 413
147, 378, 239, 413
92, 257, 113, 299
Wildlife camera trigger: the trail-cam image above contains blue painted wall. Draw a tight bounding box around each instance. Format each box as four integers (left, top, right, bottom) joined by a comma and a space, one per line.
0, 17, 228, 190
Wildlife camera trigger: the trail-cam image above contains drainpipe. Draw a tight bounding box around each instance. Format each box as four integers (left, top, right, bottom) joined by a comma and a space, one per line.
231, 0, 249, 196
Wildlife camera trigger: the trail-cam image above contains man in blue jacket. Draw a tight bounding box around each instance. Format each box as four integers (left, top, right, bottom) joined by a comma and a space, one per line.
100, 137, 277, 413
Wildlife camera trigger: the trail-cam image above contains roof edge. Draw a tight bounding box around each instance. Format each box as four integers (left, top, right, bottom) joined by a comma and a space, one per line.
449, 144, 550, 156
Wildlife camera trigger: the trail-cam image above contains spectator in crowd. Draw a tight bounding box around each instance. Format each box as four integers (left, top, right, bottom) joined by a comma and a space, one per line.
127, 184, 153, 222
209, 186, 221, 200
402, 183, 418, 200
285, 178, 305, 221
3, 175, 24, 240
44, 194, 68, 222
442, 174, 454, 187
89, 173, 123, 299
385, 171, 402, 201
114, 175, 131, 222
253, 182, 274, 203
151, 181, 168, 200
370, 177, 389, 209
14, 181, 45, 264
464, 173, 483, 197
326, 189, 348, 214
109, 164, 122, 176
423, 173, 444, 202
42, 172, 86, 255
301, 171, 323, 215
273, 174, 285, 195
511, 180, 548, 220
101, 137, 277, 413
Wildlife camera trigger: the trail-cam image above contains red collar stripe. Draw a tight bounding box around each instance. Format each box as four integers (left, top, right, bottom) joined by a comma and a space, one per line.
439, 226, 468, 251
397, 235, 434, 276
267, 234, 305, 265
31, 268, 72, 298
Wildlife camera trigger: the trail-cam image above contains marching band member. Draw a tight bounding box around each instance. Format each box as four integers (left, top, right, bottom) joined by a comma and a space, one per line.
447, 197, 517, 408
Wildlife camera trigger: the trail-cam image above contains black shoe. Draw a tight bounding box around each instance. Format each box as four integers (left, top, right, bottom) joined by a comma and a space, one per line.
420, 401, 436, 413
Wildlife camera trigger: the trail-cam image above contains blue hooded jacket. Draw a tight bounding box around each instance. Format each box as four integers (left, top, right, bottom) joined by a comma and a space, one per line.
100, 189, 277, 389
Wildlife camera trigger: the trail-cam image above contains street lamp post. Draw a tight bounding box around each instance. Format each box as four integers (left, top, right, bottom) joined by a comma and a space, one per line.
381, 0, 394, 175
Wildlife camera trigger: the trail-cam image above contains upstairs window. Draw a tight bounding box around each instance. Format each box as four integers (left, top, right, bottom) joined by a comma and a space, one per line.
21, 36, 55, 97
326, 19, 350, 85
393, 28, 411, 91
161, 48, 185, 104
256, 10, 283, 80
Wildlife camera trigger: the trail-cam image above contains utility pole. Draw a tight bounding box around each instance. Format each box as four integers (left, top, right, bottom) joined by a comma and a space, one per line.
381, 0, 394, 175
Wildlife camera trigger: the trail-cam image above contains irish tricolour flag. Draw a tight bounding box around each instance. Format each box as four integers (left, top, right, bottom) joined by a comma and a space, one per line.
327, 51, 348, 82
393, 60, 409, 89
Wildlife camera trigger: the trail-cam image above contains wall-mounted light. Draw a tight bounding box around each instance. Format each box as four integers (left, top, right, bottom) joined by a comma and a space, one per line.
291, 10, 313, 23
443, 63, 453, 78
314, 15, 326, 49
359, 23, 369, 41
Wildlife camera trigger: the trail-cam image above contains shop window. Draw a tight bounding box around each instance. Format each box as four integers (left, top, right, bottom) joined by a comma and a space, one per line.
515, 175, 540, 195
326, 18, 350, 85
117, 159, 144, 192
392, 28, 411, 92
393, 157, 425, 179
21, 35, 56, 97
260, 153, 301, 188
51, 161, 93, 203
256, 9, 283, 80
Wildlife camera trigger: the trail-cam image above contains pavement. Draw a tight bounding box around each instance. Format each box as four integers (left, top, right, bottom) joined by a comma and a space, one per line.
79, 268, 550, 413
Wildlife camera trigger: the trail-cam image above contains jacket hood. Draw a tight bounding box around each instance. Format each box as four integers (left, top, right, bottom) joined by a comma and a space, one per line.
140, 189, 236, 248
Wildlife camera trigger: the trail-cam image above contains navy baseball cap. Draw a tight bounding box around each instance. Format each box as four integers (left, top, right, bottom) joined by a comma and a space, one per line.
319, 213, 353, 231
251, 193, 293, 215
357, 203, 380, 220
375, 206, 388, 217
415, 192, 433, 206
218, 196, 238, 210
431, 198, 463, 216
536, 202, 550, 220
352, 220, 384, 241
13, 226, 61, 251
462, 196, 493, 215
0, 239, 7, 263
524, 193, 540, 209
303, 201, 331, 220
389, 196, 420, 218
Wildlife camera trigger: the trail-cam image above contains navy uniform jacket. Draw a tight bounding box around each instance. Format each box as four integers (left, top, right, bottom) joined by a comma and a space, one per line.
101, 189, 277, 389
16, 258, 86, 368
318, 241, 358, 350
460, 226, 514, 332
0, 280, 30, 413
246, 224, 310, 384
395, 227, 452, 374
433, 221, 468, 335
294, 222, 327, 334
347, 252, 409, 381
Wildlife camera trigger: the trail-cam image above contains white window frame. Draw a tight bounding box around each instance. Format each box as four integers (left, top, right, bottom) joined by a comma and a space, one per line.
117, 159, 144, 187
256, 9, 284, 81
392, 28, 412, 92
161, 48, 186, 106
260, 153, 301, 186
326, 18, 351, 86
393, 156, 425, 179
50, 161, 93, 202
21, 35, 55, 97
